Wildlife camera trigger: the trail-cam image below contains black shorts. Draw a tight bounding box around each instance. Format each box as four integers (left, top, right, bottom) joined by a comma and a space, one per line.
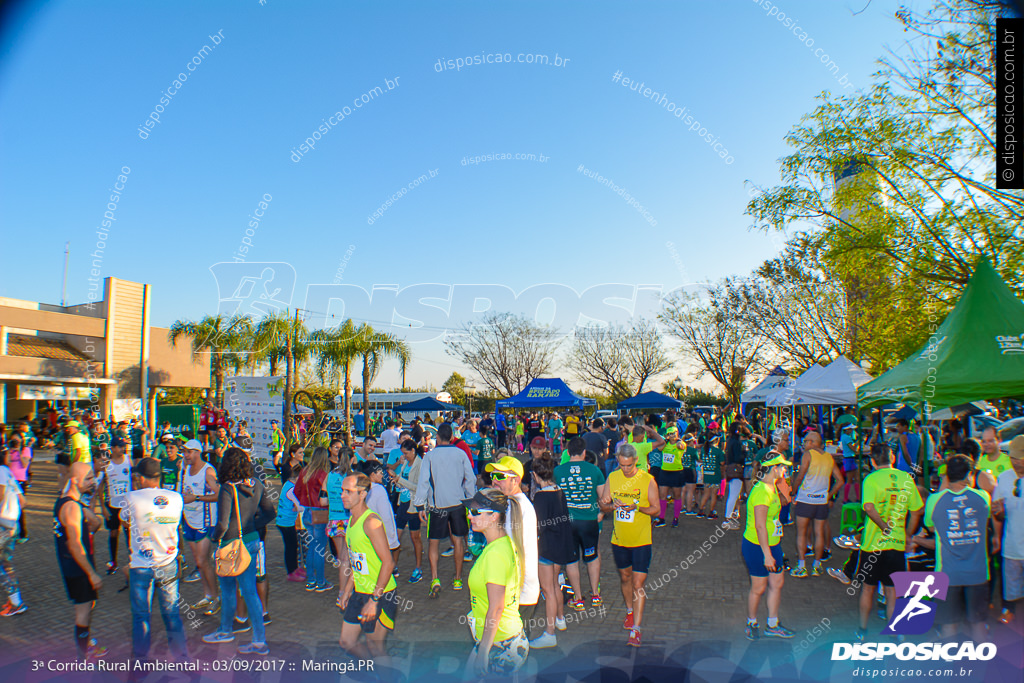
851, 550, 906, 587
131, 446, 144, 460
936, 584, 987, 625
104, 504, 124, 531
649, 466, 663, 486
794, 501, 830, 521
660, 469, 686, 488
343, 590, 398, 633
426, 505, 469, 540
63, 574, 98, 604
395, 501, 421, 532
611, 544, 652, 574
56, 451, 71, 467
682, 468, 696, 485
570, 519, 600, 563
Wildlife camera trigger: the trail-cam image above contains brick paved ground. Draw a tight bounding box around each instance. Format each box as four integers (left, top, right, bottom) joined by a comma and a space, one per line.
0, 457, 1020, 683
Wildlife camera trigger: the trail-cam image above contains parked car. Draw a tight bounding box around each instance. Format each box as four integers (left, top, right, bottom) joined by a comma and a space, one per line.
592, 410, 618, 422
998, 417, 1024, 453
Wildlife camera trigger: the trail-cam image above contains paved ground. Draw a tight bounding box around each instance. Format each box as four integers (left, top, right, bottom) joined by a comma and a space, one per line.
0, 456, 1020, 683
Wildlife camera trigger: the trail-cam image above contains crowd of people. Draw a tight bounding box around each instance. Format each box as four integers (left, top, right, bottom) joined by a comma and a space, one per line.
0, 401, 1022, 678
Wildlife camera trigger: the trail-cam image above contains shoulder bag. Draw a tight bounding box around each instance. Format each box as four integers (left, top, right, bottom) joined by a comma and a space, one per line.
215, 483, 251, 577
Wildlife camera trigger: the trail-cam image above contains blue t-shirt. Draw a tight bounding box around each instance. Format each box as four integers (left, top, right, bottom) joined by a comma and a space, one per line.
386, 448, 403, 467
897, 433, 921, 473
462, 432, 482, 450
354, 414, 365, 433
396, 460, 413, 504
325, 471, 349, 521
276, 480, 299, 527
495, 414, 506, 431
924, 487, 990, 586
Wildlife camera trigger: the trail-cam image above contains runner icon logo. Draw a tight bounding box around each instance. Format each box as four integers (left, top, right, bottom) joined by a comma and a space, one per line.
884, 571, 949, 635
209, 262, 296, 317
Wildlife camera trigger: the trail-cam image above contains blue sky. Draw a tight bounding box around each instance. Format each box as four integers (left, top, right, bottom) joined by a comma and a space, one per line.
0, 0, 910, 391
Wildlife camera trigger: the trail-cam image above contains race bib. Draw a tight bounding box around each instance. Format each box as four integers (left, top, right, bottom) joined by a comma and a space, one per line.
615, 507, 636, 524
663, 452, 675, 465
349, 550, 369, 575
772, 519, 783, 538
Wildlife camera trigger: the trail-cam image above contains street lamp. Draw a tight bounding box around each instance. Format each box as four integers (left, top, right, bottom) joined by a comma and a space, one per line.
465, 384, 476, 415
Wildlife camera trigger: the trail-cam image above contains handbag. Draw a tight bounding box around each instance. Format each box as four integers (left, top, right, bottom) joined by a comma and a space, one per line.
310, 508, 330, 525
725, 462, 745, 480
215, 483, 252, 577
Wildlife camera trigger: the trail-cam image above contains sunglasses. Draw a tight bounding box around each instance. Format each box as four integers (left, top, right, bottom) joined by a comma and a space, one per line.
468, 508, 496, 517
490, 472, 511, 482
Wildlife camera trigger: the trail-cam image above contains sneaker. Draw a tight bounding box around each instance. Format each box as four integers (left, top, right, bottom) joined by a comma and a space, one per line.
183, 568, 201, 583
452, 578, 464, 591
590, 592, 602, 607
190, 596, 216, 612
686, 509, 696, 516
706, 512, 718, 521
392, 568, 400, 578
409, 568, 423, 583
764, 623, 795, 638
15, 537, 28, 544
202, 630, 234, 644
232, 618, 252, 634
877, 607, 887, 621
440, 546, 455, 557
672, 518, 679, 528
696, 513, 706, 519
314, 582, 334, 593
237, 642, 269, 656
105, 562, 119, 576
745, 622, 759, 641
627, 628, 641, 647
84, 639, 108, 659
286, 571, 304, 582
0, 600, 27, 617
570, 599, 586, 612
429, 578, 441, 598
623, 611, 634, 630
822, 548, 832, 561
811, 563, 824, 577
464, 550, 474, 562
790, 565, 808, 578
529, 632, 558, 649
999, 609, 1014, 625
654, 518, 666, 528
555, 616, 567, 631
804, 547, 814, 557
262, 613, 272, 625
304, 582, 316, 591
855, 628, 867, 642
827, 567, 851, 585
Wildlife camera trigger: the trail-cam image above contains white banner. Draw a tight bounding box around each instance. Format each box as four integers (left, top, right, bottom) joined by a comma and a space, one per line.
225, 376, 285, 469
113, 398, 142, 422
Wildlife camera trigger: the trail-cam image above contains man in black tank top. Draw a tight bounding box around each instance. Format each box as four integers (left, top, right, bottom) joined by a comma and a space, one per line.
54, 461, 107, 659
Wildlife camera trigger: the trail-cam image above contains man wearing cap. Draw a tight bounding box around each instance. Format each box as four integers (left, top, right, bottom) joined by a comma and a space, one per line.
120, 457, 187, 661
414, 423, 476, 598
98, 437, 132, 576
68, 421, 92, 465
993, 435, 1024, 625
178, 439, 220, 616
657, 426, 686, 527
485, 456, 540, 635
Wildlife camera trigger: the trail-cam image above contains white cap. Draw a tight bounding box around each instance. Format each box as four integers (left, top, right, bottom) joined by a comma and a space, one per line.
184, 439, 203, 451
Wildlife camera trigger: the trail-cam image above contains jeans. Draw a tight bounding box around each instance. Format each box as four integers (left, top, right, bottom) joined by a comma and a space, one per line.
217, 539, 265, 644
277, 525, 299, 574
129, 561, 188, 660
302, 510, 328, 587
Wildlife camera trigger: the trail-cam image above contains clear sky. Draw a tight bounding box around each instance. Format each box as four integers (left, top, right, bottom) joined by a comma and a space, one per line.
0, 0, 910, 392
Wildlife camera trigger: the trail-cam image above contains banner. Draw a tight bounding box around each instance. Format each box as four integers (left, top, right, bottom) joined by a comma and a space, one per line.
225, 376, 285, 468
112, 398, 142, 422
156, 404, 201, 439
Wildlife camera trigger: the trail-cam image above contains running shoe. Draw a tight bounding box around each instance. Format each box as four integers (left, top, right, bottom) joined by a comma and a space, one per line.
570, 598, 586, 612
304, 582, 316, 591
696, 513, 706, 519
529, 632, 558, 649
296, 568, 307, 580
183, 568, 201, 583
999, 609, 1014, 625
0, 600, 27, 617
440, 546, 455, 557
623, 611, 634, 630
232, 618, 252, 634
745, 622, 760, 641
190, 596, 217, 612
654, 518, 666, 528
827, 567, 851, 585
409, 568, 423, 583
627, 628, 642, 647
764, 623, 795, 638
811, 562, 824, 577
453, 578, 464, 591
822, 548, 832, 561
263, 613, 272, 625
286, 571, 304, 582
238, 642, 269, 656
314, 582, 334, 593
202, 631, 234, 644
15, 537, 28, 544
392, 568, 400, 578
555, 616, 567, 631
686, 509, 697, 516
672, 518, 679, 528
790, 565, 809, 578
464, 550, 474, 562
84, 639, 108, 659
855, 628, 867, 642
706, 512, 719, 521
877, 607, 887, 621
105, 562, 119, 576
804, 547, 814, 557
429, 578, 441, 598
590, 592, 602, 607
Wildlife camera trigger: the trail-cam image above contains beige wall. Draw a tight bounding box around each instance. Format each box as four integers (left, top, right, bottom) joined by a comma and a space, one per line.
0, 305, 105, 337
149, 327, 210, 389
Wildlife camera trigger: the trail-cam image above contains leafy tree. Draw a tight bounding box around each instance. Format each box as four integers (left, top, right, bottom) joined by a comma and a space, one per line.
168, 314, 252, 406
353, 324, 411, 436
568, 320, 673, 401
442, 372, 467, 406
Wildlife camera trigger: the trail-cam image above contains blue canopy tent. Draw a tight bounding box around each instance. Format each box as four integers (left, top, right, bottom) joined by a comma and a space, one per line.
616, 391, 683, 411
495, 378, 597, 409
394, 396, 463, 413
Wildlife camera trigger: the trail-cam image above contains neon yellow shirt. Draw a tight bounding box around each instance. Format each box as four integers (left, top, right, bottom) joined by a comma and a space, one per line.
744, 481, 782, 546
346, 509, 397, 595
70, 432, 92, 464
977, 453, 1014, 480
860, 467, 924, 552
468, 535, 522, 642
608, 468, 654, 548
626, 436, 653, 472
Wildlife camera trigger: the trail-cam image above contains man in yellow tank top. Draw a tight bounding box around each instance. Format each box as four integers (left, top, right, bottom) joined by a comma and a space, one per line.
338, 473, 398, 662
790, 431, 844, 577
600, 443, 659, 648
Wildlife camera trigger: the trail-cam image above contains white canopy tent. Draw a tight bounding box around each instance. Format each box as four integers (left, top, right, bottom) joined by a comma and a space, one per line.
741, 372, 794, 403
766, 356, 873, 407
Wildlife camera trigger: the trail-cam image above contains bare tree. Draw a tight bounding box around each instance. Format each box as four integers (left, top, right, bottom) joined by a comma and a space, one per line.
659, 285, 770, 406
568, 320, 672, 401
444, 312, 559, 396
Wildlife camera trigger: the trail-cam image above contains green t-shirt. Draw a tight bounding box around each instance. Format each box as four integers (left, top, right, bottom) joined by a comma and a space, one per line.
159, 452, 181, 488
743, 440, 757, 465
130, 428, 145, 449
744, 480, 782, 546
701, 447, 724, 483
627, 438, 654, 472
660, 443, 685, 471
468, 535, 522, 642
477, 436, 495, 467
860, 467, 924, 552
90, 431, 111, 450
554, 461, 606, 521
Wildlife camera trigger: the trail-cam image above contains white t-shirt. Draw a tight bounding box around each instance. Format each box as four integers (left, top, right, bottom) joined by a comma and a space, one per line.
366, 482, 400, 550
506, 491, 540, 605
0, 466, 23, 525
120, 488, 184, 569
994, 469, 1024, 561
105, 457, 132, 509
381, 427, 402, 453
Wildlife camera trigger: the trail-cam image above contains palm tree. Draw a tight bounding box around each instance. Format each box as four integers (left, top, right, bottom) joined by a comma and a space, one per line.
353, 323, 411, 437
310, 319, 359, 445
249, 310, 310, 447
168, 314, 252, 406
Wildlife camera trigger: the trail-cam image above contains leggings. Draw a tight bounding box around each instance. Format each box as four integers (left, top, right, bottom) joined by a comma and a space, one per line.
277, 525, 299, 574
724, 478, 743, 519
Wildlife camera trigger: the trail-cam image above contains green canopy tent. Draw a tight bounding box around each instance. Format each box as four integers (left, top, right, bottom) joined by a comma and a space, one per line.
857, 259, 1024, 475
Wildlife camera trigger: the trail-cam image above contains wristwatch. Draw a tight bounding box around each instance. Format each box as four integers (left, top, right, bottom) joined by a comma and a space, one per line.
371, 593, 381, 602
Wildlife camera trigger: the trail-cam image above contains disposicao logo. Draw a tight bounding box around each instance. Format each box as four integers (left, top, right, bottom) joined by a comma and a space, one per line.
832, 572, 997, 662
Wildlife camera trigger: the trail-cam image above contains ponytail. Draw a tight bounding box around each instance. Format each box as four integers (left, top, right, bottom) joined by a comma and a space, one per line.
506, 495, 526, 595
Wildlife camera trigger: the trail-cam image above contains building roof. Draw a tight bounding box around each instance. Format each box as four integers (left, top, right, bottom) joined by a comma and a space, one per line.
7, 334, 91, 362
